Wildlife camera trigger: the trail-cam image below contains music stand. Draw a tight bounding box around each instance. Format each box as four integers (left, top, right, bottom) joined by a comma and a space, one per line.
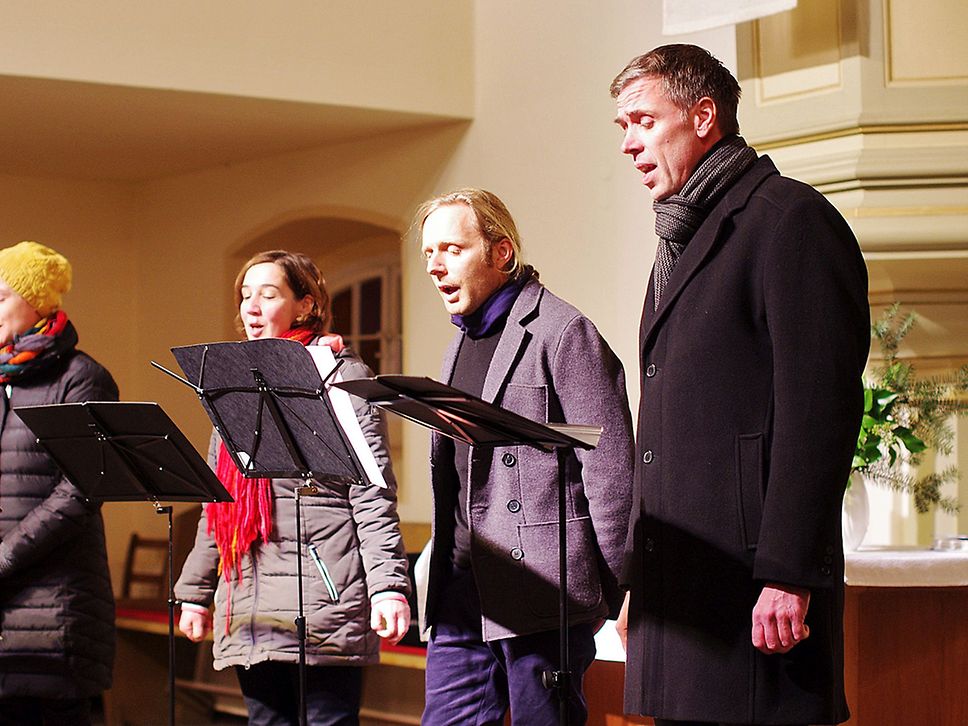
13, 401, 233, 726
162, 338, 367, 485
333, 374, 602, 726
155, 338, 376, 726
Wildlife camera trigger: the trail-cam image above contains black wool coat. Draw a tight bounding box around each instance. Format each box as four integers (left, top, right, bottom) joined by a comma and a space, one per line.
623, 156, 870, 725
0, 349, 118, 698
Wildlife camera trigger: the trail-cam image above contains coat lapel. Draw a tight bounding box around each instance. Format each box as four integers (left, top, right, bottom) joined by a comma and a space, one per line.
640, 156, 779, 352
481, 277, 542, 403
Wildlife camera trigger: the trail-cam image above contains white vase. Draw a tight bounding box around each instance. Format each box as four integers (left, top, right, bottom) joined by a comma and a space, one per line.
842, 473, 870, 551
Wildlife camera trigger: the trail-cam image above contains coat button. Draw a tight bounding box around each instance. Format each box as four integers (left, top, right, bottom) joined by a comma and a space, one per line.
642, 450, 654, 464
502, 452, 517, 467
644, 537, 655, 552
820, 565, 832, 576
823, 555, 833, 564
510, 547, 524, 560
507, 499, 521, 513
646, 363, 657, 378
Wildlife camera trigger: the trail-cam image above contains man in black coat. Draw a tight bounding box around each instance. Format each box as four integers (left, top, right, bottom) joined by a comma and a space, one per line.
610, 45, 870, 726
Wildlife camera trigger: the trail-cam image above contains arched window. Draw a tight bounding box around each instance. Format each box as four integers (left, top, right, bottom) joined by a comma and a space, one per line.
330, 261, 401, 375
234, 216, 402, 375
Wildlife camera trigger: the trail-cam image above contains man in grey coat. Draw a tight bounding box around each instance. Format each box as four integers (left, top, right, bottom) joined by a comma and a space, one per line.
414, 188, 634, 726
612, 45, 869, 726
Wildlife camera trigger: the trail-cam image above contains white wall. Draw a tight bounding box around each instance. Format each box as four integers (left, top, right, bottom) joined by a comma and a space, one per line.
400, 1, 738, 524
0, 2, 738, 581
0, 173, 138, 394
0, 0, 473, 117
122, 2, 738, 527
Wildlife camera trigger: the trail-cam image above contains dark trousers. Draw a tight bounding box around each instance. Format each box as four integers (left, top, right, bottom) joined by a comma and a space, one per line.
0, 697, 91, 726
422, 564, 597, 726
235, 661, 362, 726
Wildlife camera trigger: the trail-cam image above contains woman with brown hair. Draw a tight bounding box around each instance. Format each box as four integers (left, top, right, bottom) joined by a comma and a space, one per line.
175, 250, 410, 726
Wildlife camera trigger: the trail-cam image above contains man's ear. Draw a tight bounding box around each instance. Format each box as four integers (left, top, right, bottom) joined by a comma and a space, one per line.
492, 238, 514, 271
694, 97, 718, 140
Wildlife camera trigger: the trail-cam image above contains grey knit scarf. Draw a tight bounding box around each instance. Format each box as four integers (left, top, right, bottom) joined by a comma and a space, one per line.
651, 135, 757, 309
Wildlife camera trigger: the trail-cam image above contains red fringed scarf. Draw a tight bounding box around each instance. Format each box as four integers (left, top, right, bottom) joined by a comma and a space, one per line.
205, 328, 344, 632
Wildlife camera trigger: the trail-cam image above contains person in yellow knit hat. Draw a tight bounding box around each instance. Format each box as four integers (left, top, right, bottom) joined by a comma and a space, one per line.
0, 241, 118, 725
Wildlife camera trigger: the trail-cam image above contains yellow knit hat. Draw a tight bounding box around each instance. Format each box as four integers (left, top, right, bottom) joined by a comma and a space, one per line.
0, 241, 73, 317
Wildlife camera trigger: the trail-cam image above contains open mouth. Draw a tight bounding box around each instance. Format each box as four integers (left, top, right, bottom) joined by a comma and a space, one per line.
438, 285, 459, 299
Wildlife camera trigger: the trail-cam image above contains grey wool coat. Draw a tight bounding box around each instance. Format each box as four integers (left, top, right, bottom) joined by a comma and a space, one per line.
623, 156, 870, 725
0, 349, 118, 699
423, 277, 635, 641
175, 346, 410, 670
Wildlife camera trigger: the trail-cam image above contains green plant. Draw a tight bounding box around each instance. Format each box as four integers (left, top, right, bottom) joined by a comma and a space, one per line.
853, 304, 968, 514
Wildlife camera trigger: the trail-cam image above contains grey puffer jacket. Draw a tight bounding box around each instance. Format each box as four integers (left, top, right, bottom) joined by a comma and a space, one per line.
0, 349, 118, 698
174, 346, 410, 670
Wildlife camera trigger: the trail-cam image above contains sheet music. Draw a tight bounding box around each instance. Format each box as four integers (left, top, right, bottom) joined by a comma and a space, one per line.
545, 423, 602, 449
307, 346, 387, 489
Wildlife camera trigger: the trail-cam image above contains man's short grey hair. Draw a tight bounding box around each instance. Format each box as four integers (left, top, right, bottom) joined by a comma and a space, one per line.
610, 44, 742, 136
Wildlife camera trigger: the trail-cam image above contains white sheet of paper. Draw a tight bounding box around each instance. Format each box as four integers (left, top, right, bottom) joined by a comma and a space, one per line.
306, 346, 387, 489
663, 0, 796, 34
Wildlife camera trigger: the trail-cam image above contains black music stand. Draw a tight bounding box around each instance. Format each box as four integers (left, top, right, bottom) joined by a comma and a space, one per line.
154, 338, 376, 726
13, 401, 232, 726
162, 338, 366, 485
333, 374, 602, 726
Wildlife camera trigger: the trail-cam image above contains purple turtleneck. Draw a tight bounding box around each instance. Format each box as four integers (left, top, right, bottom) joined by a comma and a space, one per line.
450, 267, 533, 339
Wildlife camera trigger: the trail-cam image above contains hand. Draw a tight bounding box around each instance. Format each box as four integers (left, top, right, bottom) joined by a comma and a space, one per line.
178, 608, 211, 643
615, 591, 630, 652
371, 597, 411, 646
751, 583, 811, 655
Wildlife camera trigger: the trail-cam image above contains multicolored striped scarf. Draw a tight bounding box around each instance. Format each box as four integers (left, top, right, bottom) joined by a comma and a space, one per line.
0, 311, 77, 384
205, 328, 345, 632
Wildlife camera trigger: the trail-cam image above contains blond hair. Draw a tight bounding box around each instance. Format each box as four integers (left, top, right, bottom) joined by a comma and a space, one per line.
411, 188, 524, 278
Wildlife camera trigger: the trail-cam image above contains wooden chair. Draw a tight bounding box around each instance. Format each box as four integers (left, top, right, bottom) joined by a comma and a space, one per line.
119, 533, 169, 604
117, 506, 202, 608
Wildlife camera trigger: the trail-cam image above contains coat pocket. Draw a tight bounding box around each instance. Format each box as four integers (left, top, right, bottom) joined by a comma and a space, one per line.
307, 543, 340, 603
517, 517, 603, 619
735, 433, 765, 551
502, 383, 548, 423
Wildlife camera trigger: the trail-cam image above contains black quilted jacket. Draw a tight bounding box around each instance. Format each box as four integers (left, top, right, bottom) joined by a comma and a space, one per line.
0, 349, 118, 698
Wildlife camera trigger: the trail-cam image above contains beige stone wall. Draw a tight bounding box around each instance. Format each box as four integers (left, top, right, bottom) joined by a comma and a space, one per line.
0, 0, 473, 117
0, 173, 138, 394
737, 0, 968, 544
